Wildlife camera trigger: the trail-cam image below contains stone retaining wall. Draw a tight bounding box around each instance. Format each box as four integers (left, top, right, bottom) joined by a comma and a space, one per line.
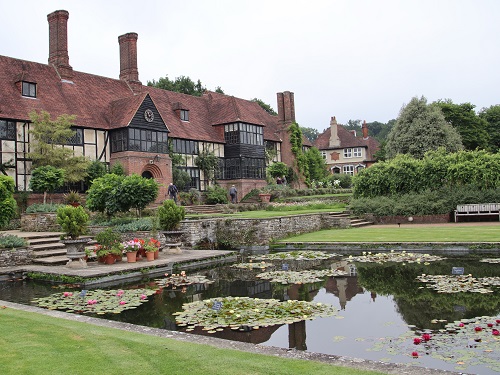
179, 213, 351, 247
21, 213, 59, 232
0, 247, 33, 267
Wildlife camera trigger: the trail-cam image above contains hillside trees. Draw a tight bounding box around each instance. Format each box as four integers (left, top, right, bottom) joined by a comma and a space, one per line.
385, 96, 463, 159
479, 105, 500, 152
434, 100, 489, 150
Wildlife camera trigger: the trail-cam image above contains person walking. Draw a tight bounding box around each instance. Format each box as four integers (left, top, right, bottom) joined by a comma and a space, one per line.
167, 182, 178, 204
229, 184, 238, 204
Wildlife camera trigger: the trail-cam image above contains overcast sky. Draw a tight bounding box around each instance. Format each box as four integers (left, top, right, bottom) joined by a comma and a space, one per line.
2, 1, 499, 133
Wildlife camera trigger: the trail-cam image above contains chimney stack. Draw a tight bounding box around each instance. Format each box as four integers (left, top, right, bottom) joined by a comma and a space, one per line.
119, 32, 142, 94
277, 91, 295, 126
362, 120, 369, 139
47, 10, 73, 80
329, 116, 340, 147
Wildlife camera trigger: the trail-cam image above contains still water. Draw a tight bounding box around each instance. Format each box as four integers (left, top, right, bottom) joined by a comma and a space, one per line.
1, 254, 499, 374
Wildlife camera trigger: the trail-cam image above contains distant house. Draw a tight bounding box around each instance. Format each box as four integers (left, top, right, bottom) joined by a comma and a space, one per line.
313, 117, 379, 175
0, 10, 304, 201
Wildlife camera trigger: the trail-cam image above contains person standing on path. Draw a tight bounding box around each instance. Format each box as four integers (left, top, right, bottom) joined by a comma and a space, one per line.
229, 185, 238, 204
167, 182, 178, 204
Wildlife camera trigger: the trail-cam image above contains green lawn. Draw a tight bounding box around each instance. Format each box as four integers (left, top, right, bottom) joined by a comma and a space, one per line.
0, 307, 385, 375
282, 224, 500, 243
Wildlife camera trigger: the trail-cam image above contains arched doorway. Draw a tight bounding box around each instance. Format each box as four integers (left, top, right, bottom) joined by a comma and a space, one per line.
142, 170, 153, 179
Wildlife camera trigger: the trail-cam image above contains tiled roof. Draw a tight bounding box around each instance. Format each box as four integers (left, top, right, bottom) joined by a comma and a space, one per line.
314, 125, 380, 161
0, 55, 284, 144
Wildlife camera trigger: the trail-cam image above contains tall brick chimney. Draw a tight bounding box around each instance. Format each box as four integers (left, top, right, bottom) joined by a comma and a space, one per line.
118, 32, 142, 94
47, 10, 73, 80
362, 120, 369, 139
329, 116, 340, 147
277, 91, 295, 125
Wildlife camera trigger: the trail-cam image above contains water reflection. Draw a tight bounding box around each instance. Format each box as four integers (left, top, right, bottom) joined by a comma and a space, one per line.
0, 255, 499, 374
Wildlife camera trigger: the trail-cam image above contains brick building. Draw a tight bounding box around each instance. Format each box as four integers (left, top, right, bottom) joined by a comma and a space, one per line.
313, 117, 379, 175
0, 10, 307, 202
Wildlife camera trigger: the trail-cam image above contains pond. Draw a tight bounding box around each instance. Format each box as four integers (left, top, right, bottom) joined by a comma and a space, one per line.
1, 252, 499, 374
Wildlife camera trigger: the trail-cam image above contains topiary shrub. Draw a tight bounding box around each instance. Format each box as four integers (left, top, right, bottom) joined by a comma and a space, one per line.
157, 200, 185, 231
56, 205, 89, 239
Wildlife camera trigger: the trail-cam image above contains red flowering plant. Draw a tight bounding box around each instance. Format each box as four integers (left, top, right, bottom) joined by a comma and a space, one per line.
144, 238, 161, 253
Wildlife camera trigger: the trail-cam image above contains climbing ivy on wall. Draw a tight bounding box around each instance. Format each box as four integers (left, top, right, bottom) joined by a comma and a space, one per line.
288, 122, 309, 182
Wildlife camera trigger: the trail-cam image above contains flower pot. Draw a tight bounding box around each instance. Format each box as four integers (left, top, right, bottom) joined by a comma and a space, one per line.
258, 193, 271, 203
145, 251, 155, 261
154, 250, 159, 260
114, 253, 123, 262
104, 254, 116, 265
126, 251, 137, 263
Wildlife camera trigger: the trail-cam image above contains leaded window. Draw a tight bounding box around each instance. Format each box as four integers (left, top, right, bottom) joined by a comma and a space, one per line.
0, 120, 16, 140
110, 128, 169, 153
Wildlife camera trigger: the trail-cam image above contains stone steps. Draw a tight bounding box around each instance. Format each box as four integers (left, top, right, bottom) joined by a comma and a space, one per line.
184, 205, 225, 215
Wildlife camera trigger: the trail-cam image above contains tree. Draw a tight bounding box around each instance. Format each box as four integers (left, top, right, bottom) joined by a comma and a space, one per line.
29, 166, 65, 204
85, 174, 125, 218
266, 162, 288, 179
118, 174, 159, 217
385, 96, 463, 159
28, 110, 89, 183
251, 98, 277, 116
109, 162, 125, 176
148, 75, 207, 96
366, 120, 395, 142
195, 149, 219, 185
85, 161, 107, 187
304, 147, 329, 182
433, 100, 489, 151
169, 150, 191, 191
479, 105, 500, 152
299, 127, 320, 142
343, 119, 362, 132
0, 175, 17, 228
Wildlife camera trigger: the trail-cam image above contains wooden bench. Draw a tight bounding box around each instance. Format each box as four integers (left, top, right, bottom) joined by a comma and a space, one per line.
454, 203, 500, 222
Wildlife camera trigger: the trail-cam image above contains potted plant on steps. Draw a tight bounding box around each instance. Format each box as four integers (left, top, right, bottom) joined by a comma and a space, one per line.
157, 200, 185, 254
95, 228, 123, 264
56, 205, 90, 268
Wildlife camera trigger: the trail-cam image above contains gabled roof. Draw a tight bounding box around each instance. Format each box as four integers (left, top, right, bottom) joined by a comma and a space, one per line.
314, 125, 380, 161
0, 54, 284, 144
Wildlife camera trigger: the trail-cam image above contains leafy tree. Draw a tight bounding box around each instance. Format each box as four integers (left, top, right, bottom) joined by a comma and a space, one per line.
385, 96, 463, 159
367, 120, 395, 142
28, 110, 89, 183
479, 105, 500, 152
118, 174, 159, 217
288, 122, 308, 183
304, 147, 329, 182
205, 185, 229, 204
434, 100, 489, 150
195, 149, 219, 184
299, 127, 320, 142
215, 86, 224, 94
109, 162, 125, 176
148, 75, 206, 96
29, 166, 65, 204
85, 174, 125, 218
266, 162, 288, 179
251, 98, 277, 116
0, 175, 17, 228
85, 161, 107, 187
343, 119, 362, 132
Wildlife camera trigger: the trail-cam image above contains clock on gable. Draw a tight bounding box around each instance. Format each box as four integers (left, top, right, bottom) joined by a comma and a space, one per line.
144, 109, 154, 122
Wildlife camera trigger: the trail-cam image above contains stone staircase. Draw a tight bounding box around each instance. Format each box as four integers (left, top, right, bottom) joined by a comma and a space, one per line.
327, 211, 373, 227
184, 204, 226, 215
22, 232, 95, 266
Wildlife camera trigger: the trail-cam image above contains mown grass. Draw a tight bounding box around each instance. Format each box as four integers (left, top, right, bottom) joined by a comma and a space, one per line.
0, 307, 385, 375
281, 224, 500, 242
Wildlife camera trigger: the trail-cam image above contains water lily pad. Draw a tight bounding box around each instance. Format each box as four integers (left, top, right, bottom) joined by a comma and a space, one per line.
346, 251, 445, 264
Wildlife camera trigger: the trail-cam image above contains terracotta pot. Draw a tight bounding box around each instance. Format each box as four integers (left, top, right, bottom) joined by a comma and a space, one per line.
258, 193, 271, 203
153, 250, 159, 260
126, 251, 137, 263
114, 253, 123, 262
145, 251, 155, 261
104, 254, 116, 265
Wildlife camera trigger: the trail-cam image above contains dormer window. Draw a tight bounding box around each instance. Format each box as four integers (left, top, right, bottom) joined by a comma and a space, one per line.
180, 110, 189, 122
22, 81, 36, 98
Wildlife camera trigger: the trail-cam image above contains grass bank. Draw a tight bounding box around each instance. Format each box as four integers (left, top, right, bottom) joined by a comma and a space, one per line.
0, 307, 385, 375
282, 224, 500, 243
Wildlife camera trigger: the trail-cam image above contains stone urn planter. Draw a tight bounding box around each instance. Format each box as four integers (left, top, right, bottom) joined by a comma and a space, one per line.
160, 230, 184, 254
61, 237, 91, 268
